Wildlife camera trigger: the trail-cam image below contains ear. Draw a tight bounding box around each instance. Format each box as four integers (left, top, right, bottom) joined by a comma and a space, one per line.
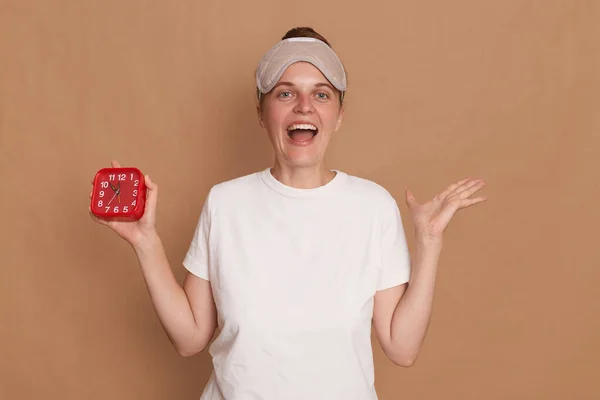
334, 106, 345, 132
256, 105, 265, 128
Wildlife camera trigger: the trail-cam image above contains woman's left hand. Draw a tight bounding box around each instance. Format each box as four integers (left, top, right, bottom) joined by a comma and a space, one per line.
405, 177, 487, 245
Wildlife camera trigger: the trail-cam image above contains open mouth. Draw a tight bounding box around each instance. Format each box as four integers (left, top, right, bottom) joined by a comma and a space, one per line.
287, 123, 318, 144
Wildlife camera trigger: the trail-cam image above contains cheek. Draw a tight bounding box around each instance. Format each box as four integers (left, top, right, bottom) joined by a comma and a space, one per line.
266, 119, 283, 135
261, 113, 284, 140
264, 111, 289, 134
321, 109, 342, 131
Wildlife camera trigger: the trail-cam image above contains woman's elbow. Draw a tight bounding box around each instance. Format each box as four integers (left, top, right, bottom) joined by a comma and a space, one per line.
176, 342, 206, 358
176, 347, 196, 358
388, 351, 418, 367
393, 357, 416, 367
173, 335, 211, 358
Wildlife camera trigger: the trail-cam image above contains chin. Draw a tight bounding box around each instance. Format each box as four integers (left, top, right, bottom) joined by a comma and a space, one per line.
282, 152, 322, 169
284, 148, 322, 166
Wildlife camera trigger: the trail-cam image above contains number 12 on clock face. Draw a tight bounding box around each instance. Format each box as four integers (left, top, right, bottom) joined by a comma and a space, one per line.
90, 167, 147, 221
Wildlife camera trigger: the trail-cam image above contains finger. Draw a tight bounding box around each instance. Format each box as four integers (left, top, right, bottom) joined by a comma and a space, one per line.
455, 196, 488, 210
144, 174, 157, 190
405, 189, 417, 207
438, 177, 473, 200
111, 160, 122, 168
145, 175, 158, 199
142, 174, 158, 218
456, 180, 485, 198
467, 196, 488, 205
434, 193, 488, 234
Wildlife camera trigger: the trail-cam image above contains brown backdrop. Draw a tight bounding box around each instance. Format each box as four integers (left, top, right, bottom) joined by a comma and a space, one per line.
1, 1, 598, 399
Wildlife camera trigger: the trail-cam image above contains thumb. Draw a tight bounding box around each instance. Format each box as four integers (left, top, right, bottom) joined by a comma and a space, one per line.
144, 174, 157, 190
144, 174, 158, 208
405, 189, 416, 207
138, 174, 158, 226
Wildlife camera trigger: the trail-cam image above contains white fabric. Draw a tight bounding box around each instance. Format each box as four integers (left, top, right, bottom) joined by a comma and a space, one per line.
183, 167, 411, 400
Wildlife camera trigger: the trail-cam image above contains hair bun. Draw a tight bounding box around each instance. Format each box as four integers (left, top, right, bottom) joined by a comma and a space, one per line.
282, 27, 331, 47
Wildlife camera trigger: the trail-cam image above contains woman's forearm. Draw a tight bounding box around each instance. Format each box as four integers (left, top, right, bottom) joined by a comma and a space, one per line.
132, 232, 214, 356
390, 240, 442, 365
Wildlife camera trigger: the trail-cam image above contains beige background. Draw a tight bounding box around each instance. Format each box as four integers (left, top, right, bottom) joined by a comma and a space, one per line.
1, 1, 598, 399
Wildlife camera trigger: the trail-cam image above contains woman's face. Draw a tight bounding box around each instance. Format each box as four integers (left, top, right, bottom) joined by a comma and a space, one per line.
258, 61, 344, 170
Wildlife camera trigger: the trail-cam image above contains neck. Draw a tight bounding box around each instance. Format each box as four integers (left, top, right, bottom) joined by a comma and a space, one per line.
270, 161, 336, 189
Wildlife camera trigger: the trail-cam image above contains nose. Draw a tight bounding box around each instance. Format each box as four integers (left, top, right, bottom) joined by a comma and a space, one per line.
293, 93, 315, 114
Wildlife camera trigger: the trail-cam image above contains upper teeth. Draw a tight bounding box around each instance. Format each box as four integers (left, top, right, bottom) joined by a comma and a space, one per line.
288, 123, 317, 131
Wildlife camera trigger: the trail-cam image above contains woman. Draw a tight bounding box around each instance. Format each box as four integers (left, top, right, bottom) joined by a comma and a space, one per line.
90, 27, 487, 400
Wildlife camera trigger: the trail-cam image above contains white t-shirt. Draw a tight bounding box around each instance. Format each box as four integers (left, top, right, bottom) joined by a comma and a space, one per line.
183, 167, 411, 400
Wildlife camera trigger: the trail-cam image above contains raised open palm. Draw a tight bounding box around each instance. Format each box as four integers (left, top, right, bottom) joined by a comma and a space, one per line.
405, 177, 487, 244
89, 160, 158, 247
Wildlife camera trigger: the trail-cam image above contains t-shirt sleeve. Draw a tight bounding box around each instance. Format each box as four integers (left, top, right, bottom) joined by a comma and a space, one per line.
377, 193, 412, 291
182, 189, 213, 281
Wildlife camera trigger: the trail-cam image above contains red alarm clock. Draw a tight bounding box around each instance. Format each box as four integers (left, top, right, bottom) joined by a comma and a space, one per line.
90, 167, 146, 221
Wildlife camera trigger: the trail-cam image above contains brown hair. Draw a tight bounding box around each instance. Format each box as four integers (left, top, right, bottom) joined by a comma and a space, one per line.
281, 27, 331, 46
257, 27, 346, 108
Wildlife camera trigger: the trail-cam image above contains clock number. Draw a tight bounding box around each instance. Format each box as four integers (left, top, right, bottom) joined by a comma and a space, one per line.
118, 174, 126, 181
101, 181, 108, 188
130, 173, 134, 180
113, 206, 119, 212
131, 200, 137, 206
98, 190, 104, 198
134, 180, 139, 187
109, 174, 115, 181
105, 206, 110, 213
97, 200, 103, 207
133, 190, 138, 196
123, 206, 129, 213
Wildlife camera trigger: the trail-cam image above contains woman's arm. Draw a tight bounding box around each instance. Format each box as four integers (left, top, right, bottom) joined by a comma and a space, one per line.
373, 241, 441, 366
373, 176, 486, 366
90, 161, 218, 357
133, 232, 218, 357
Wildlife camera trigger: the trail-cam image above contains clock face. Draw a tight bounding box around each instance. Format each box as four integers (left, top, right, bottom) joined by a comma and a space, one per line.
91, 167, 145, 220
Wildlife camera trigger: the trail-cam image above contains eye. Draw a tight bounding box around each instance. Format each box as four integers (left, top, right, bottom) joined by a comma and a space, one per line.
316, 92, 329, 100
278, 91, 292, 99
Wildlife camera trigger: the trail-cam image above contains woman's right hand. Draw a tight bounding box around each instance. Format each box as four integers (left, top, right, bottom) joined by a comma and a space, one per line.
89, 160, 159, 249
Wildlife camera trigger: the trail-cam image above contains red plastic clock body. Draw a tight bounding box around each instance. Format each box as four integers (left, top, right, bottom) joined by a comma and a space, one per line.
90, 167, 146, 221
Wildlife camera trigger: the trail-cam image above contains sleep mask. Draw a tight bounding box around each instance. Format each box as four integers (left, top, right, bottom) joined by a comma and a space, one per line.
255, 37, 347, 99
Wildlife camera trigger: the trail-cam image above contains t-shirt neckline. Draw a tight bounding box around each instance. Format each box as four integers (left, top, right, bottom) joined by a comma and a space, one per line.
260, 167, 346, 198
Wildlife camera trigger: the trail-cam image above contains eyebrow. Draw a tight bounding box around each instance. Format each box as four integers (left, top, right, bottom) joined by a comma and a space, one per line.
315, 82, 335, 91
273, 81, 335, 91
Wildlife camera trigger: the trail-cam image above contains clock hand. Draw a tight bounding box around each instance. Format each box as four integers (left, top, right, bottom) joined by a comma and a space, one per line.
109, 182, 118, 192
107, 192, 117, 206
117, 181, 121, 203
